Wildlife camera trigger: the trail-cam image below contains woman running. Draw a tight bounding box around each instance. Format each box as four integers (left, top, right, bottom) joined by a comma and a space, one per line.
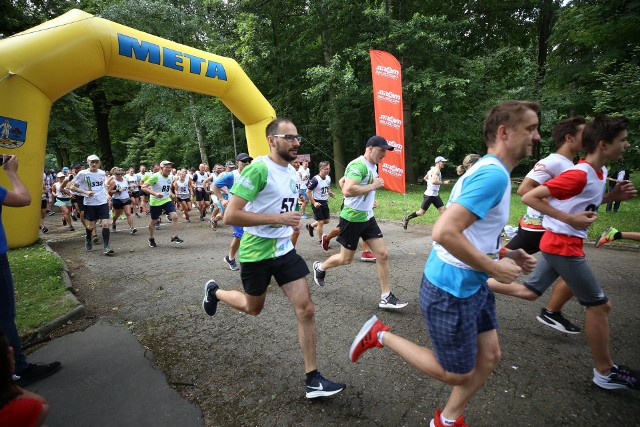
173, 168, 193, 222
51, 172, 74, 232
108, 168, 137, 234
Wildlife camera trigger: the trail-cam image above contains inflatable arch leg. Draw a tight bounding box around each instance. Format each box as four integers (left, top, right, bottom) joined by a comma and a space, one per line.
0, 9, 276, 248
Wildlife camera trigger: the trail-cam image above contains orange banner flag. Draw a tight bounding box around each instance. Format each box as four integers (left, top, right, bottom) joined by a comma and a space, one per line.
370, 50, 405, 194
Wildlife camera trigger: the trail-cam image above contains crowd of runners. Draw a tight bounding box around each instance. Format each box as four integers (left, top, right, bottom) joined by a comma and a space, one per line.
26, 104, 640, 427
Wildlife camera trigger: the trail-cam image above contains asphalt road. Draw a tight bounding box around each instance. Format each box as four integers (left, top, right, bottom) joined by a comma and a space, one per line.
42, 211, 640, 426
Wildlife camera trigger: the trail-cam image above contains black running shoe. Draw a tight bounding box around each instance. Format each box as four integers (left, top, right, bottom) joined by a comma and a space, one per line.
305, 371, 345, 398
92, 235, 100, 244
62, 218, 67, 226
313, 261, 326, 286
306, 223, 314, 237
171, 236, 184, 244
202, 279, 219, 316
593, 365, 640, 390
536, 308, 581, 334
15, 362, 61, 387
148, 238, 157, 248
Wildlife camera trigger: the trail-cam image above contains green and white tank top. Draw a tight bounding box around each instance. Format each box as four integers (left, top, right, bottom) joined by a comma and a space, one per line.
146, 173, 173, 206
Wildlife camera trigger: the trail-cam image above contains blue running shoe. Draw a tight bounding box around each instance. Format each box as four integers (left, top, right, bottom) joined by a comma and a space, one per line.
305, 371, 345, 398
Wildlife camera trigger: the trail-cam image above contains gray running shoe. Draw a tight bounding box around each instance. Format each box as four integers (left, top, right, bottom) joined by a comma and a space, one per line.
593, 365, 640, 390
103, 245, 114, 256
85, 237, 92, 251
379, 292, 408, 309
224, 255, 240, 271
313, 261, 326, 286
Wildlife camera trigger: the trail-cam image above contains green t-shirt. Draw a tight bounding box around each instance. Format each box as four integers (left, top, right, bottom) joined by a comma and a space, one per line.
230, 156, 298, 263
340, 156, 377, 222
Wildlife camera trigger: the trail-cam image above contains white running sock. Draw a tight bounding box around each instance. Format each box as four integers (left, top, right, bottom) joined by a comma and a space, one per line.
440, 413, 457, 426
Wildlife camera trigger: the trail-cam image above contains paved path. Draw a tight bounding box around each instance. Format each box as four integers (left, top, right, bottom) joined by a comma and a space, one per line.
35, 212, 640, 426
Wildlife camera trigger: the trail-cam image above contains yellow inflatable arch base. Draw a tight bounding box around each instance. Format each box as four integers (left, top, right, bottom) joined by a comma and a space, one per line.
0, 9, 276, 248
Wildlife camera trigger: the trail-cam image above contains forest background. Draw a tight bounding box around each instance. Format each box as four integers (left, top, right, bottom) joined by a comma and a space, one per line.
2, 0, 639, 181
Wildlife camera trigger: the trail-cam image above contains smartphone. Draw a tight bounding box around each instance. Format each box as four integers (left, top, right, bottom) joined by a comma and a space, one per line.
0, 155, 9, 166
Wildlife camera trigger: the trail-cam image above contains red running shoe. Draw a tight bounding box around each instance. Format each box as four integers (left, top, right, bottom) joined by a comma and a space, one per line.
360, 250, 376, 262
349, 315, 389, 362
430, 409, 468, 427
321, 234, 330, 251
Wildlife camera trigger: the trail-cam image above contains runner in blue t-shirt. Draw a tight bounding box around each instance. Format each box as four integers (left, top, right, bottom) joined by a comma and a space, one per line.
349, 101, 540, 427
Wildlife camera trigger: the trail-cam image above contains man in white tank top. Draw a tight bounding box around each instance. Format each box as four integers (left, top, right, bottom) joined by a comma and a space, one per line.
402, 156, 450, 229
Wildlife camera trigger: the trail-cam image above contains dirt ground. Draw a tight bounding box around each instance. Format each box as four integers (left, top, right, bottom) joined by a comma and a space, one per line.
42, 210, 640, 426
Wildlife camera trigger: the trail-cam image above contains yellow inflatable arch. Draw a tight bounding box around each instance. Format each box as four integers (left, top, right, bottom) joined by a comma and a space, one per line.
0, 9, 276, 248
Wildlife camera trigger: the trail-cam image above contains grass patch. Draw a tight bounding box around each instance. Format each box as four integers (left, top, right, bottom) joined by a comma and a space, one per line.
327, 174, 640, 242
9, 243, 77, 335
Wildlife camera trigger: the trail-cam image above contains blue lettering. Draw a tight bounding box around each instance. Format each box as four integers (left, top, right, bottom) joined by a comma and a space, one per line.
162, 47, 183, 71
183, 53, 205, 74
118, 34, 160, 64
117, 34, 227, 81
205, 61, 228, 80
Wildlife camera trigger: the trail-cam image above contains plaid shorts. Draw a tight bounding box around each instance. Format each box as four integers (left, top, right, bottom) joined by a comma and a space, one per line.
419, 275, 498, 374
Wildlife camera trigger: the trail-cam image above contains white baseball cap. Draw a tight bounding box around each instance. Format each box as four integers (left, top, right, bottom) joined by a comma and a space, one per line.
87, 154, 100, 162
435, 156, 447, 164
159, 160, 173, 167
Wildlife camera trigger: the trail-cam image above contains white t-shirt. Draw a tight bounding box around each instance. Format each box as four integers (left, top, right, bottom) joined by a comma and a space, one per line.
520, 153, 574, 231
298, 166, 310, 190
72, 169, 108, 206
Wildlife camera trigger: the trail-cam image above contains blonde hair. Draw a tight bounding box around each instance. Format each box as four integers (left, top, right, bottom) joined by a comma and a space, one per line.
456, 154, 481, 175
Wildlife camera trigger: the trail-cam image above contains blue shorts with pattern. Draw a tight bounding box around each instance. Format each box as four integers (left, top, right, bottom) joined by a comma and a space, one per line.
419, 275, 498, 374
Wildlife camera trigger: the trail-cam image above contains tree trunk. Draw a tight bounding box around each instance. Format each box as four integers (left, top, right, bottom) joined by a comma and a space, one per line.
321, 24, 345, 179
189, 92, 208, 166
89, 88, 114, 170
52, 144, 68, 169
533, 0, 554, 163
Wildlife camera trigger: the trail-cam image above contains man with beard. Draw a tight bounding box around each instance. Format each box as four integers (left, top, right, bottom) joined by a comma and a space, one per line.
202, 118, 345, 399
